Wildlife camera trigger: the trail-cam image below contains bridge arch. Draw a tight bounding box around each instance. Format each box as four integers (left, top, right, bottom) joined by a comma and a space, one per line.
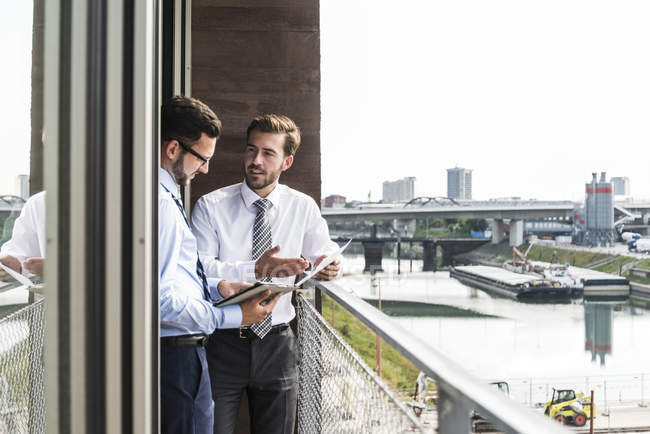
403, 196, 460, 207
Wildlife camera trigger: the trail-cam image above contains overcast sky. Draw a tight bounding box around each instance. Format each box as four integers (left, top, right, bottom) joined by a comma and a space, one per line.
0, 1, 32, 198
2, 1, 650, 203
321, 0, 650, 202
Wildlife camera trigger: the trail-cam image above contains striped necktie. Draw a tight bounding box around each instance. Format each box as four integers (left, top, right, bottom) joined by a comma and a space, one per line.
250, 198, 273, 339
161, 184, 211, 302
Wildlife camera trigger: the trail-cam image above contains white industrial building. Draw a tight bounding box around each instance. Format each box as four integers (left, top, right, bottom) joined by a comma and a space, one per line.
382, 177, 416, 203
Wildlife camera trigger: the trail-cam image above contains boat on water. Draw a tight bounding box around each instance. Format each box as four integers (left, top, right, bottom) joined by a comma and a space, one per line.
503, 245, 582, 295
566, 267, 630, 301
450, 265, 576, 299
501, 244, 629, 300
524, 260, 629, 301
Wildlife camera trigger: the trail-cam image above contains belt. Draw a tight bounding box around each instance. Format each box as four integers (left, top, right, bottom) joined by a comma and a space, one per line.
161, 334, 209, 347
216, 323, 290, 339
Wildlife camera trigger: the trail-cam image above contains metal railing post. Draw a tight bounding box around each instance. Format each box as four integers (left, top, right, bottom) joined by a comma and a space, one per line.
640, 373, 646, 408
603, 379, 609, 417
28, 289, 45, 434
589, 390, 594, 434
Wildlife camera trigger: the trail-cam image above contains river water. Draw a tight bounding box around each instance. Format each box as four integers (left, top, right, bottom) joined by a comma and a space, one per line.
337, 255, 650, 404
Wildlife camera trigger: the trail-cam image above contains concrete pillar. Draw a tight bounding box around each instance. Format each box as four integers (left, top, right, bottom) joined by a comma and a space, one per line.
510, 219, 524, 246
440, 246, 453, 267
492, 219, 505, 244
362, 241, 385, 273
190, 0, 322, 208
422, 241, 437, 271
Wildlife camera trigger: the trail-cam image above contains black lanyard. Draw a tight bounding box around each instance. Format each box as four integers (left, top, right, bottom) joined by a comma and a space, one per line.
161, 183, 211, 302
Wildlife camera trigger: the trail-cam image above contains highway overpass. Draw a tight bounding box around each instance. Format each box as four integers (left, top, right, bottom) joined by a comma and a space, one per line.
322, 203, 575, 222
322, 203, 575, 246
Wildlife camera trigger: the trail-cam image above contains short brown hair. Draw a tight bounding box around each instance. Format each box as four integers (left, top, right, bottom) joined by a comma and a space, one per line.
246, 114, 301, 156
161, 95, 222, 148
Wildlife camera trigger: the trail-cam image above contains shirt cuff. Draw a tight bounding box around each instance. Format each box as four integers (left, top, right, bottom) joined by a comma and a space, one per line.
218, 304, 243, 329
240, 260, 258, 282
208, 278, 224, 301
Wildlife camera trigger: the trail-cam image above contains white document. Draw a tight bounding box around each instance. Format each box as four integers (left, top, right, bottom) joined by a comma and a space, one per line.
0, 262, 35, 287
213, 238, 353, 307
296, 238, 352, 286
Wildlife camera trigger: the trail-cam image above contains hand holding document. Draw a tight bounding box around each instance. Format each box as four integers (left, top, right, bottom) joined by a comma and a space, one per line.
214, 238, 352, 307
295, 238, 350, 286
0, 262, 35, 287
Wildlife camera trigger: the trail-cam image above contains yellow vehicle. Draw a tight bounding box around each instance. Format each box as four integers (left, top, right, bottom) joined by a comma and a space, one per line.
543, 389, 594, 427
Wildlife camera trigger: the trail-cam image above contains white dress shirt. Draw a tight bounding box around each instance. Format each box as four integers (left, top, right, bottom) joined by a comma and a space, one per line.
192, 181, 339, 326
0, 191, 46, 266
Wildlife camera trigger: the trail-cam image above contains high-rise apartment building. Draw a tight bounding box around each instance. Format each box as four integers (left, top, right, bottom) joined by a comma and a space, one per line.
382, 177, 416, 203
610, 177, 630, 196
447, 167, 472, 200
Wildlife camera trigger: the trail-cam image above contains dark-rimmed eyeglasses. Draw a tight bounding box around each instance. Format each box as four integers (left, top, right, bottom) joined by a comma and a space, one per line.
176, 139, 211, 167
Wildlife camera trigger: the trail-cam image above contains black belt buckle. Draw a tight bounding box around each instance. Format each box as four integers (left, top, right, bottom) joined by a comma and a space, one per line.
238, 327, 250, 339
198, 335, 209, 347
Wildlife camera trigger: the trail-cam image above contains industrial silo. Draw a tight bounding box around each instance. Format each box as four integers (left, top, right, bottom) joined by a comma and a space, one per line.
598, 172, 614, 231
582, 172, 615, 246
585, 173, 597, 230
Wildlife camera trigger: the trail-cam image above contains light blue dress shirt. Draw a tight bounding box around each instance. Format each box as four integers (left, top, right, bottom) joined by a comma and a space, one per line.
159, 168, 242, 337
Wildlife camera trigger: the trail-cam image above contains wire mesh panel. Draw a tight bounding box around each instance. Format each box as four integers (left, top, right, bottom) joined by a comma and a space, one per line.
296, 294, 423, 433
0, 299, 45, 434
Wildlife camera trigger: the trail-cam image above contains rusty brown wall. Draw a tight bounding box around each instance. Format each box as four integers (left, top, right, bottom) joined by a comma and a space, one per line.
190, 0, 321, 209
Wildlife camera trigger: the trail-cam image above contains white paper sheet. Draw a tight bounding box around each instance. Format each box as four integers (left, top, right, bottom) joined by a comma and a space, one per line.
0, 262, 35, 287
296, 238, 352, 286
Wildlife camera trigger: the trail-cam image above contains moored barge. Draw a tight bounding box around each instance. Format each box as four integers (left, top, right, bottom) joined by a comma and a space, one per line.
450, 265, 576, 299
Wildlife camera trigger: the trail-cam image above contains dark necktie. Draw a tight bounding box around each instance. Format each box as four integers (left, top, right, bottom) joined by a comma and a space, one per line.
250, 198, 273, 338
161, 184, 211, 302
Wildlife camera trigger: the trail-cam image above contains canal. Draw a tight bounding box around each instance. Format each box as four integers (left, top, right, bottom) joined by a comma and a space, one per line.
338, 255, 650, 405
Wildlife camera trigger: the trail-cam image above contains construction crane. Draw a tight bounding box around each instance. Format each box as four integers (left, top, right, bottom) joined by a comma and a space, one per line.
508, 240, 535, 272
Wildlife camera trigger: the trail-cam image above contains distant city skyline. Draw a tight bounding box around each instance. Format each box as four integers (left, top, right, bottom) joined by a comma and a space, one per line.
3, 2, 650, 205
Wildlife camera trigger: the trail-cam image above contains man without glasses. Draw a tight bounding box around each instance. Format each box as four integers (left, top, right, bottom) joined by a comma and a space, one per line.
192, 114, 341, 433
0, 191, 46, 279
158, 96, 281, 434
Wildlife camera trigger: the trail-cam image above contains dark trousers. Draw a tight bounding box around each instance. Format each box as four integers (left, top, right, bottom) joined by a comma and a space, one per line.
161, 345, 214, 434
207, 326, 298, 434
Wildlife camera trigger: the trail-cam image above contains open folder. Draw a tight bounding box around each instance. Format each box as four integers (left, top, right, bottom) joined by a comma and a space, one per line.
213, 238, 352, 307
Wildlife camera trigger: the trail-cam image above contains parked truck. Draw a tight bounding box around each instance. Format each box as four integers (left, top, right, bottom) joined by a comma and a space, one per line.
628, 238, 650, 253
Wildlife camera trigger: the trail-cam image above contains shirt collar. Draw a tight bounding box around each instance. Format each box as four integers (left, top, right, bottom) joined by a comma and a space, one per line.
160, 168, 179, 198
240, 180, 281, 211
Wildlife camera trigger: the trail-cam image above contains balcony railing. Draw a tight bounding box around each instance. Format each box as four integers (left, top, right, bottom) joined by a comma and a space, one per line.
1, 280, 572, 433
0, 290, 44, 434
296, 291, 423, 432
303, 281, 571, 433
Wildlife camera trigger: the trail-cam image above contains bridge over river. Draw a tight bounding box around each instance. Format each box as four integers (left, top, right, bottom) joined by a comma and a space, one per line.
324, 202, 574, 246
332, 236, 489, 272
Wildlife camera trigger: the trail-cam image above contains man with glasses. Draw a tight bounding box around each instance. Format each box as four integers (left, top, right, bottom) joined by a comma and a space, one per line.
159, 96, 281, 434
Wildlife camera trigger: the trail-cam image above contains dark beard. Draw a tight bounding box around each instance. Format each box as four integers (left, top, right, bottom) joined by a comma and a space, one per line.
244, 165, 282, 192
245, 173, 275, 190
171, 154, 188, 185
